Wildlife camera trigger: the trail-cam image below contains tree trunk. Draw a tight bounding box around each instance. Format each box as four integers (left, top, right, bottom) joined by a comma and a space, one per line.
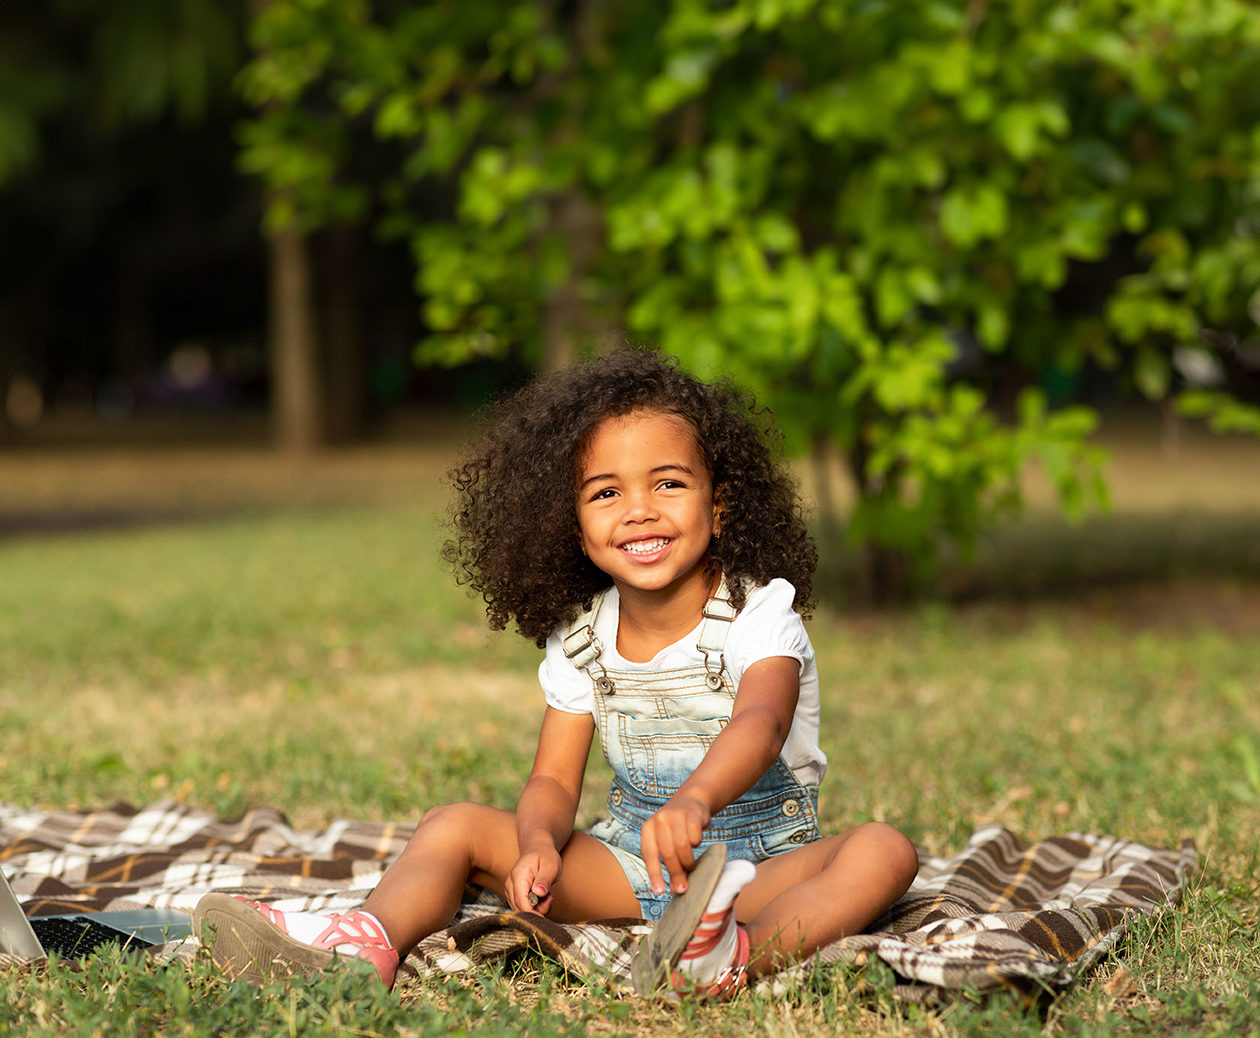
1160, 395, 1181, 457
844, 434, 914, 606
0, 292, 36, 447
811, 428, 838, 529
540, 192, 604, 373
0, 308, 12, 447
858, 539, 912, 607
114, 266, 152, 387
268, 222, 323, 453
318, 225, 364, 443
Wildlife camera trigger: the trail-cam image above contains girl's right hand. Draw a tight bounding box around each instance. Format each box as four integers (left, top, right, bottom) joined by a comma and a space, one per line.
507, 845, 562, 915
640, 794, 712, 895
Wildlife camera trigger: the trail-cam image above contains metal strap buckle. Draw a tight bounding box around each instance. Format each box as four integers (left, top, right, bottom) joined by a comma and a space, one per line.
562, 625, 598, 661
701, 599, 738, 622
700, 651, 726, 690
562, 624, 615, 694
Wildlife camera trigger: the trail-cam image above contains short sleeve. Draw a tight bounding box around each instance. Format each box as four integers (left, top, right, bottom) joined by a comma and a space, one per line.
727, 579, 812, 680
538, 628, 597, 715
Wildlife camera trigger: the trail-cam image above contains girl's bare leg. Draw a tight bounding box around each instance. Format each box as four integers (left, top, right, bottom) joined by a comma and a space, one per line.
733, 822, 919, 976
361, 801, 642, 954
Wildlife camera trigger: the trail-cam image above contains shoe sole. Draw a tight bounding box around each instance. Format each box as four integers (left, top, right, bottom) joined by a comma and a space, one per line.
630, 843, 728, 997
194, 893, 339, 985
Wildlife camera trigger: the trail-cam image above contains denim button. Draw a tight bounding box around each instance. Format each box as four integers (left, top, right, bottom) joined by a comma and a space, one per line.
781, 798, 801, 817
789, 829, 808, 844
610, 788, 623, 807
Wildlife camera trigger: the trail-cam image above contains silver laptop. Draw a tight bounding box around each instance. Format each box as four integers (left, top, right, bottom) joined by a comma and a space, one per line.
0, 867, 192, 959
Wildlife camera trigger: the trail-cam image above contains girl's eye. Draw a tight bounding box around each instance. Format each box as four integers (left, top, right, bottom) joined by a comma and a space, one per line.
591, 488, 618, 500
658, 480, 685, 490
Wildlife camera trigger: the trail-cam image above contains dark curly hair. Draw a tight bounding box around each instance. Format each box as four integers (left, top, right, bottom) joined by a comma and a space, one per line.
444, 349, 817, 646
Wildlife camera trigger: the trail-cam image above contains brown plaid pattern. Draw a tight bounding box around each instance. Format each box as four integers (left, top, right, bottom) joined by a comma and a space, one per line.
0, 802, 1193, 1000
809, 823, 1196, 1001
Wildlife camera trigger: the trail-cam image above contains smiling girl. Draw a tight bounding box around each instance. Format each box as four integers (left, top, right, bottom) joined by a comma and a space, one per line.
195, 350, 918, 997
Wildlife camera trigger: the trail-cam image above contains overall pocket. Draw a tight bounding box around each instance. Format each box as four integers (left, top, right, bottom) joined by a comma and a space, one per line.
748, 783, 820, 858
614, 714, 726, 800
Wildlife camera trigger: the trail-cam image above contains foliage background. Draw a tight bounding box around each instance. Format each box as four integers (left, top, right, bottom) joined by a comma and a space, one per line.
2, 8, 1260, 1033
236, 0, 1260, 591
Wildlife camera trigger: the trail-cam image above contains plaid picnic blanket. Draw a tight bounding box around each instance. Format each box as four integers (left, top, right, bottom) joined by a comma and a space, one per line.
0, 800, 1195, 1001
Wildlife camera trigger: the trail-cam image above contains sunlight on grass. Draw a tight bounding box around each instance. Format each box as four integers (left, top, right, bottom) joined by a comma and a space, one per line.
1, 506, 1258, 1037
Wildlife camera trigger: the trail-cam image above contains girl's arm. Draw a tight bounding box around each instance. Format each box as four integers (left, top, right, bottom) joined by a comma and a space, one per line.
638, 655, 800, 895
509, 706, 596, 914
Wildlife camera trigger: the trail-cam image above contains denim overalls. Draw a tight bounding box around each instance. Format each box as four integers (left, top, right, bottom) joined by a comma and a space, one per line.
562, 576, 821, 920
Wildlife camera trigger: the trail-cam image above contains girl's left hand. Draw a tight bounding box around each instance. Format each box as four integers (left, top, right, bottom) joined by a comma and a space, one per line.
640, 795, 711, 895
507, 843, 562, 915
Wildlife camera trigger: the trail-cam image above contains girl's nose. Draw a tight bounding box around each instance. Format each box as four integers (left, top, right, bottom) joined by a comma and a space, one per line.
622, 490, 658, 522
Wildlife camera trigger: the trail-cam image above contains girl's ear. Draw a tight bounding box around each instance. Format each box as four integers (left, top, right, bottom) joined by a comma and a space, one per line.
575, 526, 588, 557
712, 482, 727, 538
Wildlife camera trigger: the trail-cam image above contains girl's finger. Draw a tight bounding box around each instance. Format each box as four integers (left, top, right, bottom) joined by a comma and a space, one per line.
511, 864, 540, 911
659, 837, 687, 893
640, 827, 667, 894
670, 816, 697, 871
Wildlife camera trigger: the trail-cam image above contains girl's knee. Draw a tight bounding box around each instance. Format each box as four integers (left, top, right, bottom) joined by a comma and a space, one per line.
859, 822, 920, 886
413, 801, 501, 842
839, 822, 918, 886
419, 802, 462, 826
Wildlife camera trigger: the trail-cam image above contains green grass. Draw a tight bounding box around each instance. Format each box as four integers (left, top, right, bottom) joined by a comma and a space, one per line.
1, 507, 1258, 1036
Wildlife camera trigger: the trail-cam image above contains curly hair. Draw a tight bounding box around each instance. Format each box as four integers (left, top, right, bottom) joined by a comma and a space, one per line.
444, 349, 817, 646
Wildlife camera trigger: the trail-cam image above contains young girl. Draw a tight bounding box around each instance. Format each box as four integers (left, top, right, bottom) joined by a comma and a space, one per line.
195, 350, 919, 997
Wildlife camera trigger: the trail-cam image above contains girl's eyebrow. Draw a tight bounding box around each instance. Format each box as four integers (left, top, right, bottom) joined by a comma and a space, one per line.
579, 462, 695, 490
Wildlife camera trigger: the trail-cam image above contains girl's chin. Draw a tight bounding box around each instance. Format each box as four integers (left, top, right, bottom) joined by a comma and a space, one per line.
611, 564, 712, 596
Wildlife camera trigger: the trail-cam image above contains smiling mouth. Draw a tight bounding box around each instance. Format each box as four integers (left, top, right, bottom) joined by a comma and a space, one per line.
619, 537, 671, 556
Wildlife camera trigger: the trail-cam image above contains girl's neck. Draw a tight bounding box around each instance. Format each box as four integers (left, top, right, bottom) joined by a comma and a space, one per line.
612, 567, 719, 663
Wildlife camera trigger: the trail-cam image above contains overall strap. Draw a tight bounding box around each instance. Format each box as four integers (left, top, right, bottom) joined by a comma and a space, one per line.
563, 576, 744, 694
696, 573, 739, 690
562, 589, 616, 694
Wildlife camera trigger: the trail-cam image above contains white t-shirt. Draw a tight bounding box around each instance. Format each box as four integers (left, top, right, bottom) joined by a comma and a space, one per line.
538, 578, 828, 789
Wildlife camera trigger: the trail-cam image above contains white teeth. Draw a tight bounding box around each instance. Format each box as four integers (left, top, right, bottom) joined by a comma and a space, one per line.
621, 538, 669, 555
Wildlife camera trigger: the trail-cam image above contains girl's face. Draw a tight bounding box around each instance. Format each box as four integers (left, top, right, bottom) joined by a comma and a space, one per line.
576, 409, 722, 600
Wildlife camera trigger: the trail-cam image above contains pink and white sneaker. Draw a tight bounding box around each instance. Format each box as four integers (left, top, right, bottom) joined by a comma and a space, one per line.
630, 844, 756, 1000
667, 859, 754, 1000
671, 915, 751, 999
194, 893, 399, 987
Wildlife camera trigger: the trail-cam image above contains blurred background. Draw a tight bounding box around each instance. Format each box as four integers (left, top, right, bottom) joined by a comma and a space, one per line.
4, 14, 1258, 1029
2, 0, 1259, 604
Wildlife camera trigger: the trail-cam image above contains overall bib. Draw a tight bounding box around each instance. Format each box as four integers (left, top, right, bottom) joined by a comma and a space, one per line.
562, 576, 821, 919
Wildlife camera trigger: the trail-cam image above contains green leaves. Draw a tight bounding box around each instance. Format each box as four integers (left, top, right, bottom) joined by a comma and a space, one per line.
237, 0, 1260, 589
993, 100, 1069, 161
458, 149, 543, 227
0, 98, 41, 184
1133, 346, 1172, 401
645, 48, 719, 114
0, 1, 240, 187
1177, 391, 1260, 436
939, 184, 1009, 250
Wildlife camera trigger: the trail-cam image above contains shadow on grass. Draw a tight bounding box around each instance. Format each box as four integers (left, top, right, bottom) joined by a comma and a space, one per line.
0, 505, 249, 538
816, 510, 1260, 610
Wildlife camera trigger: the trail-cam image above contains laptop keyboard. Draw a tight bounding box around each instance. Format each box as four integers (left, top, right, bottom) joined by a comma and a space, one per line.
29, 916, 142, 958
